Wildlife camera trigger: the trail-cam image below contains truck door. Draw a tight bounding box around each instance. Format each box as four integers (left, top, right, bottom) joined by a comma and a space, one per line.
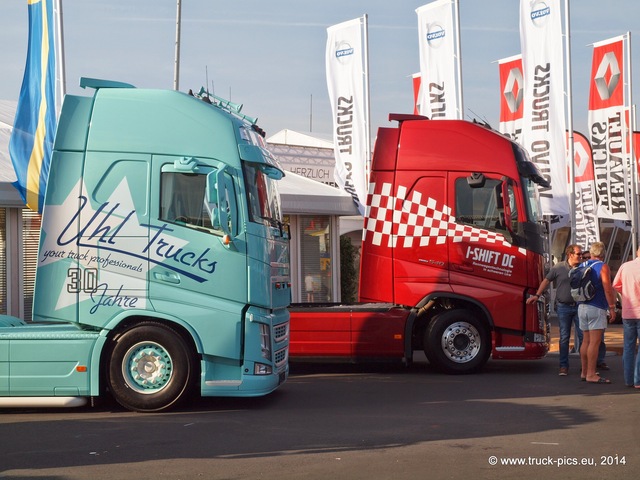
148, 155, 248, 361
389, 172, 450, 307
69, 153, 151, 328
447, 172, 529, 291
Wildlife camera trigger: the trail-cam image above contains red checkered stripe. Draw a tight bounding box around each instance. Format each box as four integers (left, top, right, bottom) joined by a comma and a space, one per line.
364, 182, 525, 254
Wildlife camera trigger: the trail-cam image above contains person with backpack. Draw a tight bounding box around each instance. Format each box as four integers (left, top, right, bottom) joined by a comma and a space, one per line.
580, 252, 610, 372
528, 244, 584, 376
611, 247, 640, 389
577, 242, 617, 384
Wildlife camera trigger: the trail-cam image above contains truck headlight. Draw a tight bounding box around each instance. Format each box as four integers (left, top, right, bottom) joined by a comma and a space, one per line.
254, 363, 273, 375
259, 323, 272, 361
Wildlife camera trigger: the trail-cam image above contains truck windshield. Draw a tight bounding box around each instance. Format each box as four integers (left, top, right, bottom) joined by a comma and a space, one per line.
511, 142, 546, 224
243, 162, 283, 229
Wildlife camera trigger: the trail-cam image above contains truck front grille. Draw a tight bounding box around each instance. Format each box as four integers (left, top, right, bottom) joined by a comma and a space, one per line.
274, 347, 288, 368
274, 322, 289, 343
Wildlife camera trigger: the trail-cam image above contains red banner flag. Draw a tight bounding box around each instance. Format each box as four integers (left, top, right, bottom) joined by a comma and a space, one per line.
498, 55, 523, 143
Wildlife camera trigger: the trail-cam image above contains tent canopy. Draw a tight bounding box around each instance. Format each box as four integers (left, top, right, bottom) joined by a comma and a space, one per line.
278, 171, 360, 216
0, 100, 22, 205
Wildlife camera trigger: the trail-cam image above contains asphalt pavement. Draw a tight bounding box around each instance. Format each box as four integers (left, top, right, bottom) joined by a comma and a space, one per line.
2, 345, 638, 480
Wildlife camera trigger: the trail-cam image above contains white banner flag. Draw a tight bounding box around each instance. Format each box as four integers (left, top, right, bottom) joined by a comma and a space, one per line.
588, 36, 631, 221
326, 17, 368, 215
498, 55, 524, 143
519, 0, 569, 215
416, 0, 459, 119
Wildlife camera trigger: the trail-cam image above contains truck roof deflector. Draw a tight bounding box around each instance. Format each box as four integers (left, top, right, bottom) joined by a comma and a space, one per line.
388, 113, 429, 124
79, 77, 136, 90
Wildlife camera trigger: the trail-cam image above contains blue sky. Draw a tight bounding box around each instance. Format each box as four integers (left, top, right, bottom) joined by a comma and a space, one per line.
1, 0, 638, 139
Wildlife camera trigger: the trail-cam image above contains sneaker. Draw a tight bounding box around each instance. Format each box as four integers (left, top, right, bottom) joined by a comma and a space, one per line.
559, 367, 568, 376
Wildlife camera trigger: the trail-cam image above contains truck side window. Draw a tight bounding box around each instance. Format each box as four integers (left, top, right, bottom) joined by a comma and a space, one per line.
159, 172, 217, 232
455, 177, 504, 232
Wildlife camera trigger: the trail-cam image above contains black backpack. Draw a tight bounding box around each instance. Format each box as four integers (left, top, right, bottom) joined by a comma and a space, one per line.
568, 261, 602, 302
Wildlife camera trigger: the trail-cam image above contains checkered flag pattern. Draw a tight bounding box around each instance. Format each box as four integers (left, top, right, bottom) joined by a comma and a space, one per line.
364, 182, 523, 253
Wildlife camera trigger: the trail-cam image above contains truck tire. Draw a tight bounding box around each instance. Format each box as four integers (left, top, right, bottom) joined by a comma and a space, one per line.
107, 322, 196, 412
424, 310, 491, 374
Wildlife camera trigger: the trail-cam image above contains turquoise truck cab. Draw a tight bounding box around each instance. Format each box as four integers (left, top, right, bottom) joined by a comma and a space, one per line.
0, 78, 290, 412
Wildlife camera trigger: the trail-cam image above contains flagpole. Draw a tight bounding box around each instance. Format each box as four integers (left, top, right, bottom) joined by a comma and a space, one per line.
173, 0, 182, 91
626, 32, 637, 252
54, 0, 66, 114
564, 0, 576, 244
362, 14, 371, 190
453, 0, 464, 119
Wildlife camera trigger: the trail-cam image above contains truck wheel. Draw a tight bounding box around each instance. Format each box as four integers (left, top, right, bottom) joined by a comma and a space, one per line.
424, 310, 490, 374
107, 322, 195, 412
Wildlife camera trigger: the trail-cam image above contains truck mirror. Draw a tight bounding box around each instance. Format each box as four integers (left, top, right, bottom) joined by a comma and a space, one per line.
259, 164, 284, 180
216, 169, 230, 236
494, 183, 504, 210
467, 172, 486, 188
206, 170, 231, 236
499, 180, 517, 242
492, 182, 513, 240
206, 171, 218, 204
238, 144, 284, 180
501, 182, 512, 224
205, 171, 220, 229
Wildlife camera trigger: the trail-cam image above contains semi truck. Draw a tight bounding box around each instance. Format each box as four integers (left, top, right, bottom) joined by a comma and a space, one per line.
289, 115, 550, 374
0, 78, 291, 412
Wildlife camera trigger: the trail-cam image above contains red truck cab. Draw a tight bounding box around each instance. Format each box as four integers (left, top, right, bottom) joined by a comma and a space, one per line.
290, 116, 549, 374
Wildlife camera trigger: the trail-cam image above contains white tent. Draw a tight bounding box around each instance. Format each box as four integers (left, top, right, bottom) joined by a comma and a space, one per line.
278, 171, 359, 216
268, 129, 333, 149
266, 128, 362, 228
0, 100, 22, 205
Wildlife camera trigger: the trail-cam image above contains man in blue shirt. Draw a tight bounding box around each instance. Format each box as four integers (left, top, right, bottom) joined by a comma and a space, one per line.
578, 242, 617, 384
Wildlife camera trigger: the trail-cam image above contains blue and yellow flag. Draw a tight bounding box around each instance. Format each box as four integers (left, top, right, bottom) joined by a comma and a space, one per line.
9, 0, 57, 213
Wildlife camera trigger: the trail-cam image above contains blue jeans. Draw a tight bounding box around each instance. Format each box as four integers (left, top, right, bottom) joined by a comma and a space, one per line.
598, 332, 607, 365
557, 303, 581, 369
622, 319, 640, 386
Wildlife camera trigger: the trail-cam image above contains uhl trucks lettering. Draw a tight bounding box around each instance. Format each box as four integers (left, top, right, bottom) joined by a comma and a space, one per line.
289, 115, 549, 374
0, 78, 290, 412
